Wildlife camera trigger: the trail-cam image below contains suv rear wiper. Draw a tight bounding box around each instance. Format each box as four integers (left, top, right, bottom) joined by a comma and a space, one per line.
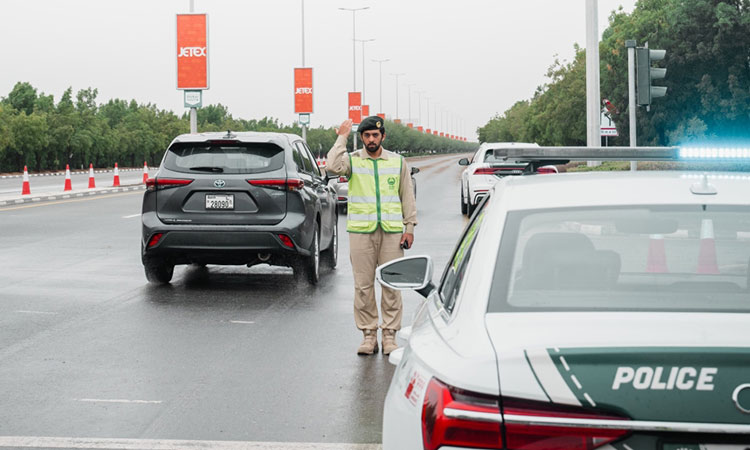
189, 166, 224, 173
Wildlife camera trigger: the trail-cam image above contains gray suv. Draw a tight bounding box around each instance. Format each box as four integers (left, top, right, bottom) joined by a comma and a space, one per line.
141, 131, 338, 285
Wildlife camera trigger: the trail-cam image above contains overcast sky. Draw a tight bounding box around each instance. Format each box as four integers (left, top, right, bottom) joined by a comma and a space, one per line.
1, 0, 635, 140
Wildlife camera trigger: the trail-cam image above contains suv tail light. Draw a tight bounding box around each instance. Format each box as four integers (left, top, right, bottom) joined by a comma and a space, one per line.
248, 179, 305, 191
421, 378, 630, 450
422, 378, 502, 450
146, 178, 194, 191
503, 397, 629, 450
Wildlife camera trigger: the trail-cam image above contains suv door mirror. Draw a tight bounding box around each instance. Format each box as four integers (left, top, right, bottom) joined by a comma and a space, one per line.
376, 255, 435, 298
458, 158, 470, 166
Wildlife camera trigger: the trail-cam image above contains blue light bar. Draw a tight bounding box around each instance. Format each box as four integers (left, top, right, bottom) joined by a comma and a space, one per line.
679, 147, 750, 159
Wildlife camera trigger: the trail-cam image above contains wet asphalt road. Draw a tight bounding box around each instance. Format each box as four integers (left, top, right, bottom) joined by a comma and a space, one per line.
0, 154, 468, 447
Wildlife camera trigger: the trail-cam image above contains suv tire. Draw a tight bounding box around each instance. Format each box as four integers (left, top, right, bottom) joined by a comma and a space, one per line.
323, 220, 338, 269
144, 256, 174, 284
295, 226, 320, 285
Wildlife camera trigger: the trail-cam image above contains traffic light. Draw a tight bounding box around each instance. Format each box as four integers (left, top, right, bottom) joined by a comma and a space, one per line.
636, 47, 667, 106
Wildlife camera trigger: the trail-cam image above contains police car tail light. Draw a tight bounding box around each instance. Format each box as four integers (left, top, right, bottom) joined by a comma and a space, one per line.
421, 378, 502, 450
146, 178, 194, 191
502, 397, 630, 450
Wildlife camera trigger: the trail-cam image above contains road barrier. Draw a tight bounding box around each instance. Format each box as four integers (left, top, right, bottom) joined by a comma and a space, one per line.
113, 163, 121, 187
88, 164, 96, 189
646, 234, 668, 273
64, 165, 72, 191
21, 166, 30, 195
697, 219, 719, 274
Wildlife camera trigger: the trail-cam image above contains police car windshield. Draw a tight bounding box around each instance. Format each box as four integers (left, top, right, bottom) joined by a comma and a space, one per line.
488, 205, 750, 313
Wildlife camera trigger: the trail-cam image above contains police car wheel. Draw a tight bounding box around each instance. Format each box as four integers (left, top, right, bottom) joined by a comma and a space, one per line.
461, 189, 468, 215
467, 200, 476, 217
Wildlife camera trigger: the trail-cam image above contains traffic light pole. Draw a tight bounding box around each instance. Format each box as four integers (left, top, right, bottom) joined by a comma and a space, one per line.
626, 40, 637, 171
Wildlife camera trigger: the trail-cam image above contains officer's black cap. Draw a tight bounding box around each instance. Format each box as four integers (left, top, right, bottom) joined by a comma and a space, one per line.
358, 116, 385, 134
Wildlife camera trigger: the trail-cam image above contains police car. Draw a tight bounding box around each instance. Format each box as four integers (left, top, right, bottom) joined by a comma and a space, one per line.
459, 142, 555, 217
377, 146, 750, 450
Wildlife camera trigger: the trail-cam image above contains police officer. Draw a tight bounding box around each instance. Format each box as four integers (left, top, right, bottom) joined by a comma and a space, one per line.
327, 117, 417, 355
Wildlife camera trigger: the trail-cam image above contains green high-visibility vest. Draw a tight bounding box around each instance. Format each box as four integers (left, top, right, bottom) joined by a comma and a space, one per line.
347, 152, 404, 233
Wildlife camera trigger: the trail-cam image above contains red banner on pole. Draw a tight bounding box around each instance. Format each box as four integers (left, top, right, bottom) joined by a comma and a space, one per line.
407, 123, 413, 129
426, 128, 431, 134
417, 126, 423, 132
348, 92, 362, 124
294, 68, 313, 114
176, 14, 209, 90
433, 131, 438, 135
439, 132, 444, 137
362, 105, 370, 117
377, 113, 385, 119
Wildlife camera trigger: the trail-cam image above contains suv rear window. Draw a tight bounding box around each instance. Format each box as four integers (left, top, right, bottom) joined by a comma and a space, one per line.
488, 205, 750, 313
164, 143, 285, 174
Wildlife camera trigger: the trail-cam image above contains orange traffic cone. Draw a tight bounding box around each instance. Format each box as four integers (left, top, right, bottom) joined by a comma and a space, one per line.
88, 163, 96, 189
63, 164, 72, 191
646, 234, 668, 273
142, 162, 149, 184
697, 219, 719, 274
112, 163, 121, 187
21, 166, 31, 195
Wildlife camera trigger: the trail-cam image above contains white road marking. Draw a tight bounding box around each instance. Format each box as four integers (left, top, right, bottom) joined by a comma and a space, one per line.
583, 392, 597, 407
15, 310, 57, 315
76, 399, 162, 404
0, 436, 382, 449
229, 320, 255, 324
570, 374, 583, 390
122, 213, 141, 219
559, 356, 570, 372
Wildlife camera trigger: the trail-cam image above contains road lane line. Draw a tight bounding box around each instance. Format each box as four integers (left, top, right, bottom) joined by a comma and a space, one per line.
122, 213, 141, 219
229, 320, 255, 324
15, 310, 58, 315
0, 192, 141, 212
0, 436, 382, 449
76, 398, 162, 404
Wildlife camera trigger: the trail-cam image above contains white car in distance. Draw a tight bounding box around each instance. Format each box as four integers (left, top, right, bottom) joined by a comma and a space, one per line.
459, 142, 558, 216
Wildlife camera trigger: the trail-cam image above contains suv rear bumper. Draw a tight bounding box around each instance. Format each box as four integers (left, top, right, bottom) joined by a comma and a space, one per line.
141, 211, 311, 265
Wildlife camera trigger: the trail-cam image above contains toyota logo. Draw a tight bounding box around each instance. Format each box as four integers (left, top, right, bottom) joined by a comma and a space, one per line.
214, 179, 226, 188
733, 384, 750, 414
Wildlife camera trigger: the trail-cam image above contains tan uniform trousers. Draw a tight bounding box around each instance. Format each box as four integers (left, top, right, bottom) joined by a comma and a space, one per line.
349, 227, 404, 331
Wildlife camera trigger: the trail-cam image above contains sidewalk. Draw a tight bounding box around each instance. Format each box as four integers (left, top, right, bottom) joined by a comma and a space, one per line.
0, 183, 146, 207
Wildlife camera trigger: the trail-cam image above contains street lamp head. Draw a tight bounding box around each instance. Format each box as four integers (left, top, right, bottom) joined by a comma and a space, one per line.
372, 58, 390, 63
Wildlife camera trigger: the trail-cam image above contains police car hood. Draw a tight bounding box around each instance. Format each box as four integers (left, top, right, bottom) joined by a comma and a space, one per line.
485, 312, 750, 424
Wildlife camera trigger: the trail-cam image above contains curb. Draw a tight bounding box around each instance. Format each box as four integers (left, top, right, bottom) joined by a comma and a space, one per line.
0, 167, 157, 179
0, 185, 146, 207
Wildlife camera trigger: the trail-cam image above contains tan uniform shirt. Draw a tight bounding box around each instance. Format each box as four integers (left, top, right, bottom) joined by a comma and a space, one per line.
326, 135, 418, 234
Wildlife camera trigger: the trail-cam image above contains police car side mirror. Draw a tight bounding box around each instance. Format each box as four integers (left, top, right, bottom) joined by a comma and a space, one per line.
458, 158, 470, 166
411, 167, 420, 176
376, 255, 435, 298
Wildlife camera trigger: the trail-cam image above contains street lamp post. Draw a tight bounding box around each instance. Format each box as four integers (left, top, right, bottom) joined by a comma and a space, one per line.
355, 38, 375, 106
338, 6, 369, 91
372, 58, 389, 114
390, 72, 405, 120
301, 0, 307, 142
406, 83, 415, 124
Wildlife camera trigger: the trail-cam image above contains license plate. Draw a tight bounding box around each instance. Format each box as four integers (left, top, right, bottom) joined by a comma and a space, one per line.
205, 194, 234, 210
